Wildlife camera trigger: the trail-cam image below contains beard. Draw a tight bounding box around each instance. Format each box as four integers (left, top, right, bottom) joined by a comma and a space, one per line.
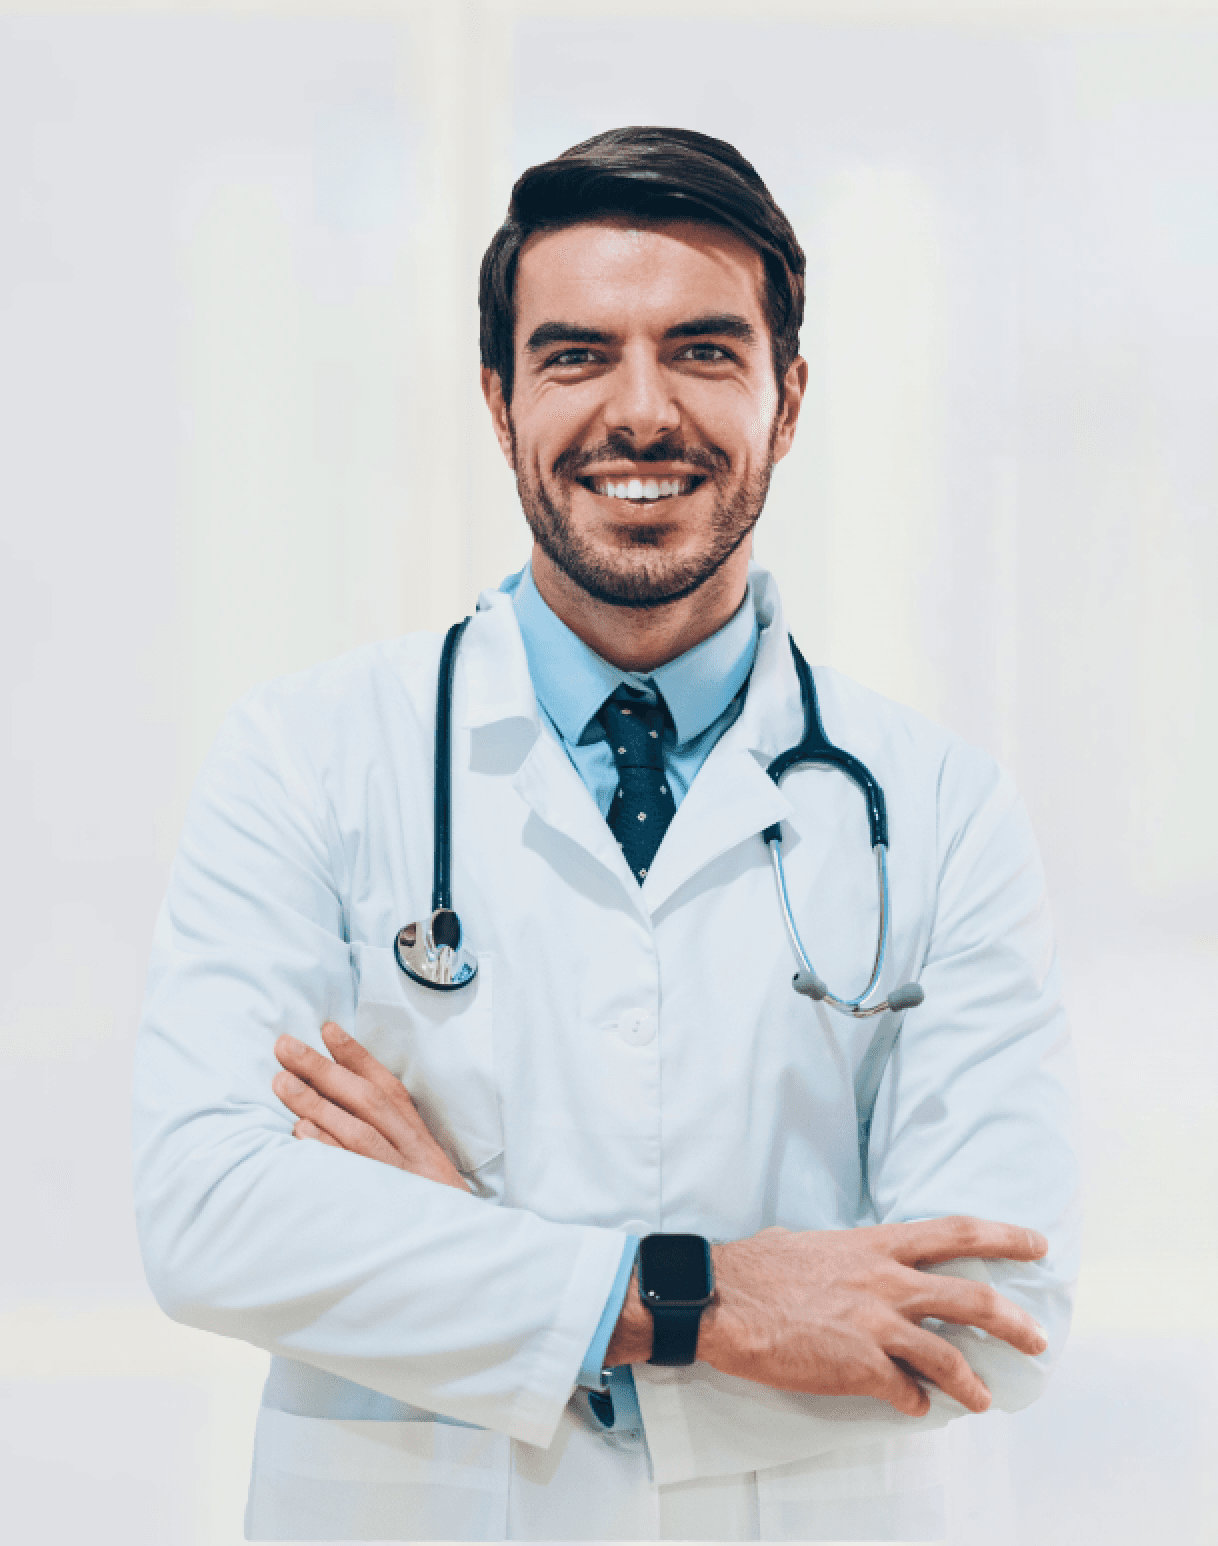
509, 418, 779, 609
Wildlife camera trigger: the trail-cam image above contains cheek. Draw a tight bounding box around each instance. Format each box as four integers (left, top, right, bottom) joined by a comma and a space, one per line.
515, 401, 595, 476
681, 382, 778, 456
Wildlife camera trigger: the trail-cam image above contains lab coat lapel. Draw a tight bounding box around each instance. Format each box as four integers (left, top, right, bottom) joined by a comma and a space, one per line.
461, 590, 647, 903
512, 733, 645, 895
642, 571, 809, 915
640, 749, 792, 913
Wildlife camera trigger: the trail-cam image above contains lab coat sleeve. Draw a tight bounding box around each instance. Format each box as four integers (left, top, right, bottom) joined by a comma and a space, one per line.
634, 741, 1082, 1486
863, 744, 1082, 1404
131, 684, 628, 1449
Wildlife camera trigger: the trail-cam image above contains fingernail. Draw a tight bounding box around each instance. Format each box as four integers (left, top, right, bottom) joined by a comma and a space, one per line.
272, 1071, 298, 1094
1033, 1320, 1048, 1346
280, 1034, 303, 1053
323, 1023, 348, 1042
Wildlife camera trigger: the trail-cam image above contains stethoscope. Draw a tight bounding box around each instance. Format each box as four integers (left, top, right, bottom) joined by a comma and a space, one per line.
394, 617, 925, 1019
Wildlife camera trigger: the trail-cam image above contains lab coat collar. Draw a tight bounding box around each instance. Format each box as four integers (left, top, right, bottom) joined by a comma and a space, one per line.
461, 590, 644, 901
638, 567, 808, 914
719, 563, 807, 763
461, 589, 541, 731
463, 564, 800, 747
460, 567, 810, 914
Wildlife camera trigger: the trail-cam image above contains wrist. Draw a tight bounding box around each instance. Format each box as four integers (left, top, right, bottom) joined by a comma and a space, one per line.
604, 1265, 653, 1367
696, 1242, 731, 1367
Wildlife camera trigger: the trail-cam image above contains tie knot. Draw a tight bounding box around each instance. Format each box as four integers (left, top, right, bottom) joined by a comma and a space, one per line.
598, 690, 668, 772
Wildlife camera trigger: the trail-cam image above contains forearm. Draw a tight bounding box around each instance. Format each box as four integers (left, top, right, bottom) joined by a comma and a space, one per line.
135, 1103, 626, 1446
604, 1231, 1068, 1488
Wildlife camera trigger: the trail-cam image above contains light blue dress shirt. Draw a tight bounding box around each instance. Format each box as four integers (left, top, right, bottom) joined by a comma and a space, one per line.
502, 563, 760, 1433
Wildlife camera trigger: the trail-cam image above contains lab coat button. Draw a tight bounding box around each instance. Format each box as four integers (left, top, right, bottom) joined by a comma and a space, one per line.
617, 1010, 656, 1047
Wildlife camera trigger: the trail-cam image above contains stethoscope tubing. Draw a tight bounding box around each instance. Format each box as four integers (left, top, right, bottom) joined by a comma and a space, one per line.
764, 637, 919, 1018
400, 619, 922, 1016
431, 617, 470, 915
768, 837, 893, 1018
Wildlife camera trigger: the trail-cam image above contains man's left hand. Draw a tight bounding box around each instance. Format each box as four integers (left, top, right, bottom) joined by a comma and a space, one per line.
272, 1024, 469, 1192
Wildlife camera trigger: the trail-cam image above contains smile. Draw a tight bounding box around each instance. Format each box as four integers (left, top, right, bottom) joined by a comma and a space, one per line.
577, 475, 706, 502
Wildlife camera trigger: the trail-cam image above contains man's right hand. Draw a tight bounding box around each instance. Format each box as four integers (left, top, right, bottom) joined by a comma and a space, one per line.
608, 1217, 1049, 1418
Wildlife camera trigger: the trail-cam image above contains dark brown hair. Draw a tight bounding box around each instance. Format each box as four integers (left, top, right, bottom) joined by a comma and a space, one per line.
478, 126, 805, 403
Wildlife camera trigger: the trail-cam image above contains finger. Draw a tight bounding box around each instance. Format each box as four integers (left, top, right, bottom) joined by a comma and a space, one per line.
867, 1352, 931, 1418
890, 1358, 932, 1417
275, 1033, 407, 1134
274, 1053, 464, 1190
885, 1216, 1048, 1268
897, 1271, 1048, 1356
294, 1118, 341, 1148
320, 1023, 421, 1107
272, 1070, 405, 1171
303, 1029, 460, 1180
886, 1321, 991, 1413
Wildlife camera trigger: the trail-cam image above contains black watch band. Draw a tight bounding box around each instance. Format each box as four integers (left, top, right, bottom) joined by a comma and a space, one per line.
637, 1234, 715, 1368
647, 1303, 704, 1366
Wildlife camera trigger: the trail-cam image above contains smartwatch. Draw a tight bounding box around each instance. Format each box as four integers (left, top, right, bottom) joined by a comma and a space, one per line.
637, 1233, 715, 1366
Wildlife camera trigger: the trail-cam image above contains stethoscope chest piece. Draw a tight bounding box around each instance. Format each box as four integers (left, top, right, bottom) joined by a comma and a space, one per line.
394, 908, 478, 990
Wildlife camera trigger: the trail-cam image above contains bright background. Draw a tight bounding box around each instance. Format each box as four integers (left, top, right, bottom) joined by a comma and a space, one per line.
2, 1, 1216, 1542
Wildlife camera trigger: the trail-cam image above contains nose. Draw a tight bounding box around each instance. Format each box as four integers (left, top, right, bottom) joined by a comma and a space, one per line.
602, 345, 679, 446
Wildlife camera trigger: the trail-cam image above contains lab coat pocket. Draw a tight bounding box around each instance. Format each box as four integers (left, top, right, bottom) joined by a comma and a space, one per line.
245, 1408, 510, 1540
754, 1431, 947, 1542
351, 944, 502, 1178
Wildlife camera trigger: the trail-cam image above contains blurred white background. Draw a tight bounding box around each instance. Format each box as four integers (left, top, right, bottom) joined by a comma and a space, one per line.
2, 1, 1216, 1542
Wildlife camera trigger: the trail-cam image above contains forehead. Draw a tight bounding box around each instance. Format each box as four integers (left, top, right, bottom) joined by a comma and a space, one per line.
513, 218, 768, 337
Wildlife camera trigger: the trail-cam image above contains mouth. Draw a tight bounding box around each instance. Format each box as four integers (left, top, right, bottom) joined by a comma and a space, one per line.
575, 473, 708, 503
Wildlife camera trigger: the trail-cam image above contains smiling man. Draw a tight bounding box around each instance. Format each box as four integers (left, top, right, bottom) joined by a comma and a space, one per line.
133, 128, 1080, 1542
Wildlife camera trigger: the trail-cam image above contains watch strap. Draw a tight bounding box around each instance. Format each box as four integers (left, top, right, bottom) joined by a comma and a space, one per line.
647, 1303, 703, 1366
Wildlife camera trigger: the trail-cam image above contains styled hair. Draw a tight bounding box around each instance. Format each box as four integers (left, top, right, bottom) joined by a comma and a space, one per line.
478, 126, 805, 403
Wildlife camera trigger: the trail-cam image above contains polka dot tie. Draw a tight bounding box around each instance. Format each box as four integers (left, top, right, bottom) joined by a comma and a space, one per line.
597, 688, 677, 884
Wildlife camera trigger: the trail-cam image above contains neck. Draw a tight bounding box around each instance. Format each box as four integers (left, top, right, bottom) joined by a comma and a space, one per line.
530, 545, 751, 672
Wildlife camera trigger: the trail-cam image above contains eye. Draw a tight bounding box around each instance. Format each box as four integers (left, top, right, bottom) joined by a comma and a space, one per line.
546, 348, 600, 367
678, 343, 734, 363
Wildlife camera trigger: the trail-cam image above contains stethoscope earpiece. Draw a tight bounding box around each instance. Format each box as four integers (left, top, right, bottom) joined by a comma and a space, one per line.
792, 970, 829, 1000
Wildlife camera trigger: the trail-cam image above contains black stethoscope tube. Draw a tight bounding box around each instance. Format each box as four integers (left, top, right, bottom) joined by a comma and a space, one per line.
431, 617, 470, 915
762, 638, 888, 849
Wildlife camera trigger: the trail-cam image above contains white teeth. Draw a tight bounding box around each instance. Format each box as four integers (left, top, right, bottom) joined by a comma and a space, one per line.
595, 477, 690, 500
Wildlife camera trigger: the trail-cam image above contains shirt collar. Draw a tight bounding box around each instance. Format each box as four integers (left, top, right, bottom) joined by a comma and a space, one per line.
502, 562, 759, 748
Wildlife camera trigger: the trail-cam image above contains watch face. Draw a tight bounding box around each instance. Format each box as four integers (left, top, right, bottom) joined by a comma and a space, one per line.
639, 1234, 713, 1304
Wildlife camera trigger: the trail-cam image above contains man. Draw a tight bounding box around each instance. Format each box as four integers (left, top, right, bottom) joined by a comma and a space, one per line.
133, 127, 1080, 1541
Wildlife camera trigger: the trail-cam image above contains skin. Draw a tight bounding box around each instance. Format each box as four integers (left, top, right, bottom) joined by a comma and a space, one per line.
483, 218, 806, 670
272, 216, 1051, 1420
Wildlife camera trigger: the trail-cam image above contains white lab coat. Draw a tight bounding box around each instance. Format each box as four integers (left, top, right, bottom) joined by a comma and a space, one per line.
132, 567, 1081, 1541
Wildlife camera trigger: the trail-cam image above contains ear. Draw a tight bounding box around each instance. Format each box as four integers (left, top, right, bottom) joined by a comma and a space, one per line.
481, 367, 516, 469
770, 355, 809, 465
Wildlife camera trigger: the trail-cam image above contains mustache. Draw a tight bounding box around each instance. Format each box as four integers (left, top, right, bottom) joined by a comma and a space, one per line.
552, 434, 730, 481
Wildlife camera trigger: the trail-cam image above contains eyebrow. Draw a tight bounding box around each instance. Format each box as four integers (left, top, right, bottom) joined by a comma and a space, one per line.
664, 313, 757, 345
524, 312, 758, 355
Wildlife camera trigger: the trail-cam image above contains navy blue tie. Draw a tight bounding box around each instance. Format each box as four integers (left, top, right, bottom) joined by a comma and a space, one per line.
598, 689, 676, 883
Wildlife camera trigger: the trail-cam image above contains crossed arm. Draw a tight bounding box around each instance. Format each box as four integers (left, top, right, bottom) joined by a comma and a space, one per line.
273, 1022, 1050, 1422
